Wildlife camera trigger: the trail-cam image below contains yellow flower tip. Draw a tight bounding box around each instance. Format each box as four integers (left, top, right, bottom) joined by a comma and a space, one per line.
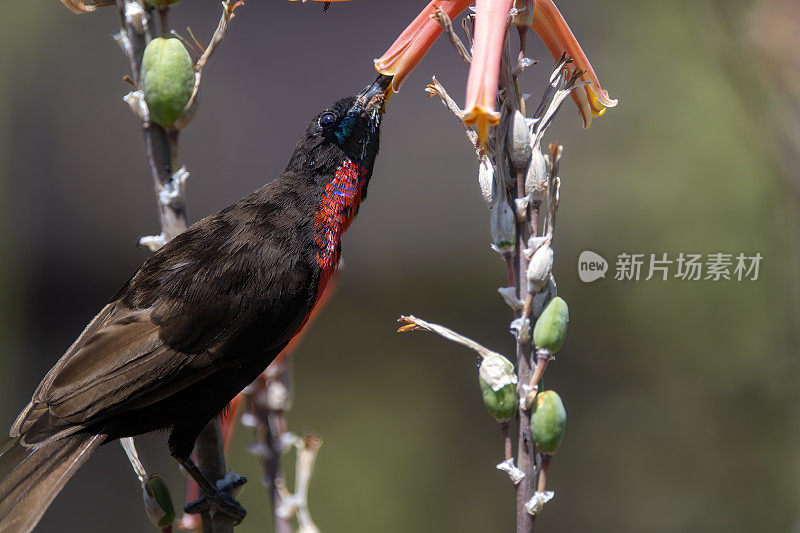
462, 105, 500, 150
574, 83, 617, 128
587, 90, 606, 119
594, 87, 618, 108
462, 106, 501, 126
424, 84, 439, 99
373, 59, 408, 92
373, 60, 396, 77
373, 66, 405, 94
476, 123, 490, 150
576, 85, 616, 128
586, 85, 617, 117
373, 31, 419, 92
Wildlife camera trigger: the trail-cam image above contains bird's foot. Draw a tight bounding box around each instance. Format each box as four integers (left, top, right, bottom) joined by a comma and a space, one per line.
184, 473, 248, 525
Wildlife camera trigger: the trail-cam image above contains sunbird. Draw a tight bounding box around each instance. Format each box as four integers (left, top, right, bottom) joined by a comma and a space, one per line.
0, 74, 393, 532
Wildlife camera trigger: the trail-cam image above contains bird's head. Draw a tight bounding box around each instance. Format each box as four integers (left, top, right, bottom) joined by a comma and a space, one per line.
287, 75, 393, 178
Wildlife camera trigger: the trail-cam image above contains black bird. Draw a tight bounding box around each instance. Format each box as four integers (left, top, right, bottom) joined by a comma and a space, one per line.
0, 74, 393, 532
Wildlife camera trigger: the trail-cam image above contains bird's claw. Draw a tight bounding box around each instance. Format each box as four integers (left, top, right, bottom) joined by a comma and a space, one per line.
184, 475, 248, 525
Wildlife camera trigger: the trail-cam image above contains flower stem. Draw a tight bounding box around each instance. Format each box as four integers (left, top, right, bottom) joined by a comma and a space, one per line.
537, 454, 551, 493
114, 3, 232, 531
501, 421, 513, 462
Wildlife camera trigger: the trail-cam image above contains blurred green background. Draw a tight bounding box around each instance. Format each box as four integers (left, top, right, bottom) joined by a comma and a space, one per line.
1, 1, 798, 532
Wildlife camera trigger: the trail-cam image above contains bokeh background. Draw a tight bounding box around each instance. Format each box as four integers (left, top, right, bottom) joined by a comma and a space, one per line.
1, 0, 799, 531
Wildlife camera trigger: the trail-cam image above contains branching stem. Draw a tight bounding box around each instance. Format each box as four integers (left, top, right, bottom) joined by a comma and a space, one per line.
113, 2, 233, 531
432, 7, 471, 65
397, 315, 505, 361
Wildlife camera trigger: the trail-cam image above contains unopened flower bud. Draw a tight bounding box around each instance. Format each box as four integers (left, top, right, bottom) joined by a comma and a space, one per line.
530, 390, 566, 455
143, 475, 175, 528
507, 110, 532, 170
525, 149, 548, 197
490, 196, 516, 254
478, 354, 519, 422
526, 244, 553, 294
142, 37, 196, 129
533, 296, 569, 356
478, 158, 495, 208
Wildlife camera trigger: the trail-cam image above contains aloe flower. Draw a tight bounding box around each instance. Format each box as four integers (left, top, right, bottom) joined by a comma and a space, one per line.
376, 0, 617, 147
374, 0, 473, 91
530, 0, 617, 128
465, 0, 617, 137
461, 0, 515, 146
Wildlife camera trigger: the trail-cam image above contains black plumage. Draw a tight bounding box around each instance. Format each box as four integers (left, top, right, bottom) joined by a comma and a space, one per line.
0, 75, 392, 532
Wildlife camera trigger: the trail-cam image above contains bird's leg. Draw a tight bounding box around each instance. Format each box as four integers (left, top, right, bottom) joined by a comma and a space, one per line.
174, 455, 247, 524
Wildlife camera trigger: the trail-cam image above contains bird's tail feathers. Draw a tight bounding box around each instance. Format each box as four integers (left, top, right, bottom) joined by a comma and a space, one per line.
0, 432, 104, 533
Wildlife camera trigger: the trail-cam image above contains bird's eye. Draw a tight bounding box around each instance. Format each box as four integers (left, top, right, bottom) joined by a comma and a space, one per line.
318, 112, 337, 128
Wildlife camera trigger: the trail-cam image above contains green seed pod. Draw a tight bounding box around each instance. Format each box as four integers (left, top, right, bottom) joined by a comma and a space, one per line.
530, 390, 566, 455
145, 0, 180, 6
532, 296, 569, 355
478, 354, 519, 421
143, 475, 175, 528
142, 37, 195, 129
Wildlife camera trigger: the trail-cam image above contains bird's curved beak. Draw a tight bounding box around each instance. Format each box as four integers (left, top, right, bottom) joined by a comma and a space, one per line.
358, 74, 394, 111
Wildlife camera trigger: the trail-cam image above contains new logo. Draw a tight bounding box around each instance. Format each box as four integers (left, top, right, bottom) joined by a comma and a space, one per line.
578, 251, 608, 283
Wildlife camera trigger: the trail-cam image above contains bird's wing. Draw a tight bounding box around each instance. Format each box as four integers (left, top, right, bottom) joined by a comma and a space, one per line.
14, 202, 316, 444
14, 303, 215, 443
10, 299, 121, 438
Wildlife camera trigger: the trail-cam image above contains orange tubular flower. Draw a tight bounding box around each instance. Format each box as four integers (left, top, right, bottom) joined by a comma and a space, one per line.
462, 0, 515, 148
374, 0, 472, 91
376, 0, 616, 146
531, 0, 617, 128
